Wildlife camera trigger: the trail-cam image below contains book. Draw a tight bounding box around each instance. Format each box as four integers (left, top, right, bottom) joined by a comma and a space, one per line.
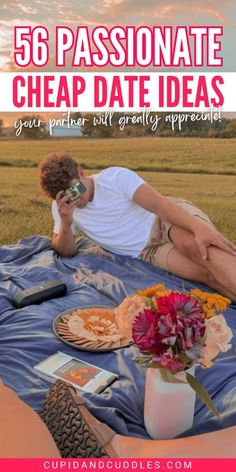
34, 351, 118, 393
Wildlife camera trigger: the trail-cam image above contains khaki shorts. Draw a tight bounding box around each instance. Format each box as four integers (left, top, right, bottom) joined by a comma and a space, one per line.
140, 197, 213, 271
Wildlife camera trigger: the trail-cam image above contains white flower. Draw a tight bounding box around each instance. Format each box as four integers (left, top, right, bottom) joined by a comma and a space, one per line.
115, 295, 146, 339
202, 314, 233, 363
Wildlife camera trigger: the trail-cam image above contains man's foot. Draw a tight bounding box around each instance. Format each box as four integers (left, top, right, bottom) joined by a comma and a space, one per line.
41, 380, 118, 458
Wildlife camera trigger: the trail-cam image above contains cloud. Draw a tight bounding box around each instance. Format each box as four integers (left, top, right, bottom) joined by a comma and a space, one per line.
0, 0, 235, 70
94, 0, 236, 24
1, 0, 235, 25
0, 17, 41, 69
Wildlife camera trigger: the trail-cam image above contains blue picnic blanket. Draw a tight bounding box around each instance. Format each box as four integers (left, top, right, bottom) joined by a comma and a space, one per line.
0, 235, 236, 439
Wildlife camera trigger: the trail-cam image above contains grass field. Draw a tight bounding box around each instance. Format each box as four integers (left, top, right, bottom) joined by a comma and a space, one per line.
0, 137, 235, 246
1, 136, 236, 174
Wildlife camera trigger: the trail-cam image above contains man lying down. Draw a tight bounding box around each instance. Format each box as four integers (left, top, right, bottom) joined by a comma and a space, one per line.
38, 152, 236, 301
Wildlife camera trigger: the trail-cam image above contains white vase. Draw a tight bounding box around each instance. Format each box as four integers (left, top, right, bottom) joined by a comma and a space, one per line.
144, 366, 196, 439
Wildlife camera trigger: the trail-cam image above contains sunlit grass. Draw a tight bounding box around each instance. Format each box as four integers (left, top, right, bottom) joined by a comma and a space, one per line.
0, 166, 235, 246
1, 137, 236, 174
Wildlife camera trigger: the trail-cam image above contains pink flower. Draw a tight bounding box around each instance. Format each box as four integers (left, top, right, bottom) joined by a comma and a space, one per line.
152, 353, 184, 373
157, 293, 205, 351
201, 314, 233, 361
132, 309, 183, 355
179, 314, 206, 351
132, 296, 205, 356
132, 309, 168, 355
157, 292, 202, 318
115, 295, 146, 339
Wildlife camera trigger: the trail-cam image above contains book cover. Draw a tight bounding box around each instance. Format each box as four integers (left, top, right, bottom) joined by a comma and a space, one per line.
34, 351, 118, 393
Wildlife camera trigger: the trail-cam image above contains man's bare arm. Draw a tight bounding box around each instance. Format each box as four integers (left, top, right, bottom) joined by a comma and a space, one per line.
52, 191, 78, 257
52, 226, 77, 257
133, 183, 201, 233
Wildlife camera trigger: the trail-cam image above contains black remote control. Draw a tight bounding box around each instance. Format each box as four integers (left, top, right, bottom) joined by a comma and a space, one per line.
12, 280, 67, 308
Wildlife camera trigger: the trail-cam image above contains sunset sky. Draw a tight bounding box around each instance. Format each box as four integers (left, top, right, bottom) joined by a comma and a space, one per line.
0, 0, 236, 123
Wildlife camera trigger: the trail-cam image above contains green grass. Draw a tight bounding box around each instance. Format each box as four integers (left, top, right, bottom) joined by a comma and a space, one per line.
0, 166, 235, 246
1, 136, 236, 174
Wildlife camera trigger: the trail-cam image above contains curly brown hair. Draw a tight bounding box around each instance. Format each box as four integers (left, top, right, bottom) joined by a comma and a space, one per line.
38, 152, 79, 198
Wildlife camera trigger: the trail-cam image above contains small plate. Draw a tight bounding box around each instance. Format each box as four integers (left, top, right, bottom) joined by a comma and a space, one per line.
53, 305, 133, 352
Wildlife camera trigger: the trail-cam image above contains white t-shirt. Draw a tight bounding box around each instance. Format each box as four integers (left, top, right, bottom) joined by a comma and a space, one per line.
52, 167, 156, 258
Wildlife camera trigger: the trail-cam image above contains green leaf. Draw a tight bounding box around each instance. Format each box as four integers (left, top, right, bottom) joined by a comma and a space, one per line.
159, 368, 187, 384
186, 372, 220, 417
132, 355, 152, 367
149, 298, 156, 311
178, 353, 193, 369
148, 363, 162, 369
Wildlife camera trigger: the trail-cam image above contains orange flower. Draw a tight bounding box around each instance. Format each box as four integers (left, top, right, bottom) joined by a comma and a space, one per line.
134, 286, 230, 320
205, 294, 231, 311
136, 283, 171, 298
190, 289, 230, 319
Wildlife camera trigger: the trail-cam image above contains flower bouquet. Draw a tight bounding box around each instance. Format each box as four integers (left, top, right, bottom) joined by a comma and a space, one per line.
115, 284, 233, 438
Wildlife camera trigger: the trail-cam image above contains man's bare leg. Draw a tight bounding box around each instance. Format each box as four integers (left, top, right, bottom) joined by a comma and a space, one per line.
164, 247, 236, 300
169, 225, 236, 301
0, 383, 60, 457
111, 426, 236, 458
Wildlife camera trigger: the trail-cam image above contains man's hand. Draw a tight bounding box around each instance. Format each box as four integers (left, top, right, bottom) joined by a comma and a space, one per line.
133, 183, 236, 261
193, 224, 236, 260
56, 191, 76, 228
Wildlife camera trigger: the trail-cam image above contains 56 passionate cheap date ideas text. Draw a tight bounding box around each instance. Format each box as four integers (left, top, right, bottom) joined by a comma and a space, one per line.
1, 25, 235, 111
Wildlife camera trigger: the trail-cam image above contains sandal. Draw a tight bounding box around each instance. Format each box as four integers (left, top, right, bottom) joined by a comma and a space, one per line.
41, 379, 118, 458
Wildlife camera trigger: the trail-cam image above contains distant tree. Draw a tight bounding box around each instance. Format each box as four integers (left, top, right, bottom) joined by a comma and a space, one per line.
223, 119, 236, 138
14, 115, 49, 139
0, 119, 4, 135
77, 113, 94, 137
80, 113, 114, 137
65, 112, 236, 139
70, 112, 83, 121
206, 118, 231, 138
